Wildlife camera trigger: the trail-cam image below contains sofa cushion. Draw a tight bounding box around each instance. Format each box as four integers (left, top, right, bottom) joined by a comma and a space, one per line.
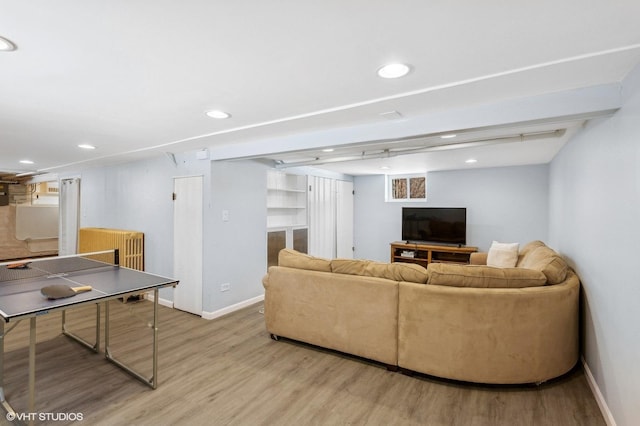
487, 241, 519, 268
278, 248, 332, 272
427, 263, 547, 288
331, 258, 369, 276
331, 259, 428, 283
517, 246, 568, 285
519, 240, 546, 257
376, 262, 428, 283
516, 240, 547, 266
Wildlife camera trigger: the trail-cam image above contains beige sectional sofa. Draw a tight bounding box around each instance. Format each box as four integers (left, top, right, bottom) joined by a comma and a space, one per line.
262, 241, 579, 384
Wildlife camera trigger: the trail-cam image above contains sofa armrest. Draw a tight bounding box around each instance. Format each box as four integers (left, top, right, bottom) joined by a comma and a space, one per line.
469, 252, 488, 265
398, 272, 579, 384
264, 266, 399, 365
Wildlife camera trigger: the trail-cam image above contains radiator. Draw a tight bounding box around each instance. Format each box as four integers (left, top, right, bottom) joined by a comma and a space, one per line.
78, 228, 144, 271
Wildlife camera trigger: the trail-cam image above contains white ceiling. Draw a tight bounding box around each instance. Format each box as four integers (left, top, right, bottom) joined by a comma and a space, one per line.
1, 1, 639, 178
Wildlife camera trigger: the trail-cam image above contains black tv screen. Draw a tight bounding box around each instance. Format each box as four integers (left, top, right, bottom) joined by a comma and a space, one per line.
402, 207, 467, 245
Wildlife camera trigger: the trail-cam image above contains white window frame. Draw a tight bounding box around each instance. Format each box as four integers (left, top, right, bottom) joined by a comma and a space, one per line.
385, 174, 427, 202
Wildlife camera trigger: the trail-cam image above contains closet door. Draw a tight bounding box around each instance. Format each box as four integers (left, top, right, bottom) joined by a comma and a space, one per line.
336, 180, 354, 259
59, 178, 80, 255
308, 176, 336, 258
173, 175, 203, 316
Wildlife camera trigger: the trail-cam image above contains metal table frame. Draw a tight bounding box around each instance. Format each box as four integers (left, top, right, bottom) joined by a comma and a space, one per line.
0, 283, 174, 421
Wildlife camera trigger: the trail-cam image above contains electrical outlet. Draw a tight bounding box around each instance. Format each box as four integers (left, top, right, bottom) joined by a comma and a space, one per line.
220, 283, 230, 292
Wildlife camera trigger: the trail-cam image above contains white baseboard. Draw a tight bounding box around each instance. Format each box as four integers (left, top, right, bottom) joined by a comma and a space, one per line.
201, 294, 264, 320
144, 291, 174, 308
144, 291, 263, 319
157, 297, 174, 308
582, 356, 616, 426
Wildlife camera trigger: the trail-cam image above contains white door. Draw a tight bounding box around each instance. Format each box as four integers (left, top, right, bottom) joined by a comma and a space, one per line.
59, 178, 80, 255
173, 176, 203, 315
336, 180, 354, 258
308, 176, 336, 258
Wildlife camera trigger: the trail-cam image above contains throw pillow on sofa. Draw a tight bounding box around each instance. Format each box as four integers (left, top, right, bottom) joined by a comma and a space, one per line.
427, 263, 547, 288
487, 241, 519, 268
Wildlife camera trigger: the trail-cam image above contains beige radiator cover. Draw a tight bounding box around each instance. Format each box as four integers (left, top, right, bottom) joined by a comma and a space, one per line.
78, 227, 144, 271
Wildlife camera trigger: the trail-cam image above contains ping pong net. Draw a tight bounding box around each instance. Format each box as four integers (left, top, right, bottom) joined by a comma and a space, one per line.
0, 250, 119, 284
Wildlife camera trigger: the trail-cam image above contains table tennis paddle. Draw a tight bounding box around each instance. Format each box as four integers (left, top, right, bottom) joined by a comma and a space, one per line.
41, 284, 92, 300
7, 261, 31, 269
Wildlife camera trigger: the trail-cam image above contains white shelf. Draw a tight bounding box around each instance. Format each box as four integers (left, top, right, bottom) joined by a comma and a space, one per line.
267, 170, 307, 229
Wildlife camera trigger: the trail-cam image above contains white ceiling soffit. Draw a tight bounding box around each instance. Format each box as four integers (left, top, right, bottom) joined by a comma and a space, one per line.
244, 113, 595, 175
209, 85, 622, 175
1, 1, 640, 176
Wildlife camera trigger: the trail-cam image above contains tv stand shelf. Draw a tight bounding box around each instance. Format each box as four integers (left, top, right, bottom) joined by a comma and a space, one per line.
390, 241, 478, 268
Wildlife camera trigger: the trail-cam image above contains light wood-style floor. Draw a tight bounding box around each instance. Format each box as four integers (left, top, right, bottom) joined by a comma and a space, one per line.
0, 300, 605, 425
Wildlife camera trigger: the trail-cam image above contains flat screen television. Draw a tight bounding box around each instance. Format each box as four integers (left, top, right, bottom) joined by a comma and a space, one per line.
402, 207, 467, 245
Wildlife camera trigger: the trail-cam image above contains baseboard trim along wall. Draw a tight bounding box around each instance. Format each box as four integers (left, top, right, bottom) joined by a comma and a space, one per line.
144, 291, 174, 308
145, 292, 264, 320
158, 297, 174, 308
202, 294, 265, 320
582, 357, 617, 426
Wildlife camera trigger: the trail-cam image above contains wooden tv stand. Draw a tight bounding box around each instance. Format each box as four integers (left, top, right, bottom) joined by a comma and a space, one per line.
390, 241, 478, 268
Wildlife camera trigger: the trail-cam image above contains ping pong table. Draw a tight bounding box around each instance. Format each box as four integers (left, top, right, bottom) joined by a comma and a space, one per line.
0, 250, 178, 419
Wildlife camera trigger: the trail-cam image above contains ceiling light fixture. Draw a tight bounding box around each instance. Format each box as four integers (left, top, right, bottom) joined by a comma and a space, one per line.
78, 144, 96, 150
465, 159, 478, 164
322, 148, 334, 153
206, 110, 231, 119
440, 134, 457, 139
377, 63, 411, 79
0, 36, 17, 51
19, 160, 34, 165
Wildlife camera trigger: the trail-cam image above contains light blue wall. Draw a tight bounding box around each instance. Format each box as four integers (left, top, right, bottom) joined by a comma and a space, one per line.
206, 160, 268, 311
353, 165, 549, 261
79, 153, 268, 313
80, 154, 204, 281
549, 63, 640, 426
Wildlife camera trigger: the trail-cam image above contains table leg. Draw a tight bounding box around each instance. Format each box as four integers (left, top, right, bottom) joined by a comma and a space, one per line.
0, 321, 20, 418
28, 317, 36, 415
104, 292, 158, 389
152, 288, 158, 389
0, 320, 6, 408
62, 304, 100, 352
104, 300, 109, 354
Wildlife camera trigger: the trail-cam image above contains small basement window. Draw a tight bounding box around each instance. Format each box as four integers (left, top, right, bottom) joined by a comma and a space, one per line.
386, 174, 426, 202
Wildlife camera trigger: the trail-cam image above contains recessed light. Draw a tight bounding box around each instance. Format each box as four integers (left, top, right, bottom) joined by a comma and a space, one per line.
78, 144, 96, 150
441, 134, 457, 139
20, 160, 34, 165
0, 36, 17, 52
380, 165, 391, 170
322, 148, 334, 153
465, 159, 478, 164
206, 110, 231, 119
377, 63, 411, 79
